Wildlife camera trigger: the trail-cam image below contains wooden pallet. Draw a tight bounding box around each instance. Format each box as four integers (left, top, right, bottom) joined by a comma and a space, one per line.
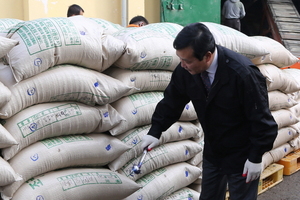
258, 163, 284, 195
277, 148, 300, 175
226, 163, 284, 199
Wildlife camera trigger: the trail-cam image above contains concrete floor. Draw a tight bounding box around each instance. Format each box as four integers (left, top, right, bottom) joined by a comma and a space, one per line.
257, 170, 300, 200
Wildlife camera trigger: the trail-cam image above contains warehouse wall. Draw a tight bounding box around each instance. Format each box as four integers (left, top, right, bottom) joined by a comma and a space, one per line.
0, 0, 160, 26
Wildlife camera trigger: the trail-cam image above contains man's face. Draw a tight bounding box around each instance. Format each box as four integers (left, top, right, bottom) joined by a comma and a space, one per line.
176, 46, 212, 75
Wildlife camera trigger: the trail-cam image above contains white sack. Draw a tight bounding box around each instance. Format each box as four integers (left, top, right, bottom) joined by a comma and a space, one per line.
268, 90, 298, 111
108, 121, 201, 171
282, 68, 300, 94
89, 18, 125, 35
1, 102, 124, 160
10, 168, 140, 200
0, 62, 17, 88
0, 124, 18, 148
269, 142, 294, 163
288, 102, 300, 118
0, 18, 23, 37
118, 140, 202, 181
110, 92, 197, 136
251, 36, 299, 68
113, 22, 183, 71
0, 36, 18, 58
104, 67, 172, 95
1, 133, 130, 199
124, 162, 201, 200
202, 22, 269, 59
6, 16, 126, 82
0, 80, 11, 109
0, 157, 21, 187
162, 187, 200, 200
271, 109, 299, 129
273, 126, 298, 149
0, 65, 132, 119
258, 64, 300, 93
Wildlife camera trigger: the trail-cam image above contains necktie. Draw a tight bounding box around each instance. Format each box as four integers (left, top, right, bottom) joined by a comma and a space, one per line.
201, 71, 211, 93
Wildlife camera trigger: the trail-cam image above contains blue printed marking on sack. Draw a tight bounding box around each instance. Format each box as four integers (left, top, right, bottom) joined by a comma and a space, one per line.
130, 77, 136, 82
185, 149, 189, 155
185, 170, 189, 177
132, 138, 138, 145
140, 51, 146, 59
30, 153, 39, 161
132, 109, 138, 115
27, 87, 36, 96
34, 58, 42, 67
80, 31, 86, 35
103, 111, 109, 118
36, 195, 44, 200
94, 82, 99, 87
29, 123, 38, 132
178, 125, 183, 133
185, 104, 190, 110
106, 144, 111, 151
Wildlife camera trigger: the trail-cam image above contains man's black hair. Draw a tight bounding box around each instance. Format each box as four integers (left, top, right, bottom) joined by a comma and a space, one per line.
173, 23, 216, 61
129, 15, 149, 25
67, 4, 84, 17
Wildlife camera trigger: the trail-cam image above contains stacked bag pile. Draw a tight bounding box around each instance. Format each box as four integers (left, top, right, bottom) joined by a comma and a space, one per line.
0, 16, 298, 200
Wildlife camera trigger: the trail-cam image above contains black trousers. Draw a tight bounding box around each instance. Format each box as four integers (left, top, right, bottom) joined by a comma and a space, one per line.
224, 18, 241, 31
199, 158, 259, 200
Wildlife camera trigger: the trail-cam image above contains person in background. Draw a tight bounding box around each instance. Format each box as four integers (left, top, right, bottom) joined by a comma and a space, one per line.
67, 4, 84, 17
128, 15, 149, 27
222, 0, 246, 31
141, 23, 277, 200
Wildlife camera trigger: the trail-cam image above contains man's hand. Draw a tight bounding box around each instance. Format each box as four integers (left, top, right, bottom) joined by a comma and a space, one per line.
141, 135, 159, 151
242, 159, 262, 183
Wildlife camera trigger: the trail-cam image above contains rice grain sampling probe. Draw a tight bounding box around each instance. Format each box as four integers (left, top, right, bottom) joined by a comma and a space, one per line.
129, 148, 150, 176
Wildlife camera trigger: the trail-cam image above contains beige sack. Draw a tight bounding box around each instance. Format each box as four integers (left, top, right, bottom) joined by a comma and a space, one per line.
162, 187, 200, 200
1, 102, 124, 160
113, 22, 183, 71
0, 65, 132, 119
118, 140, 202, 181
251, 36, 299, 68
271, 109, 299, 129
288, 102, 300, 118
10, 168, 141, 200
282, 68, 300, 93
269, 142, 294, 163
124, 162, 201, 200
258, 64, 300, 93
104, 67, 172, 95
0, 157, 21, 187
1, 133, 130, 199
0, 62, 17, 88
0, 80, 11, 109
110, 91, 197, 136
108, 121, 201, 171
201, 22, 269, 59
0, 124, 18, 148
0, 36, 18, 58
187, 138, 204, 166
89, 18, 125, 35
268, 90, 298, 111
6, 16, 126, 82
273, 126, 298, 149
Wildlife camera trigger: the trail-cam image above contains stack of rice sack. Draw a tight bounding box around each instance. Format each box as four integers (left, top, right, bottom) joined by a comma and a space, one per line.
0, 16, 145, 200
251, 35, 300, 170
103, 23, 204, 200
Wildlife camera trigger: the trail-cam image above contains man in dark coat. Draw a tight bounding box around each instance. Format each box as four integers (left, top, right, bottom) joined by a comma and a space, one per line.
141, 23, 278, 200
